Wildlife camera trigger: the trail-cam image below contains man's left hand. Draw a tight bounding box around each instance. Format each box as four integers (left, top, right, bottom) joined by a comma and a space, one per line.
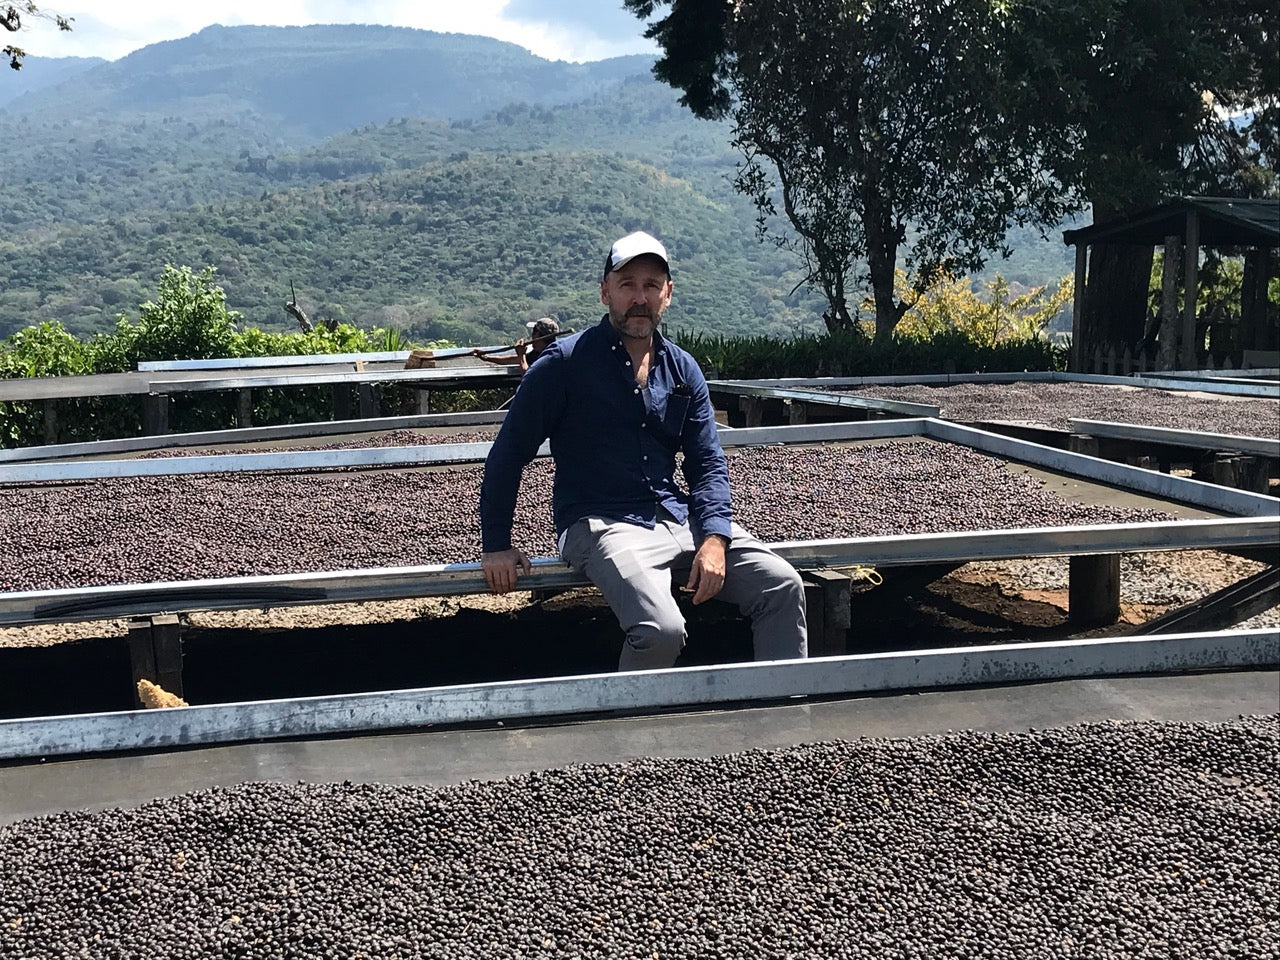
686, 535, 728, 604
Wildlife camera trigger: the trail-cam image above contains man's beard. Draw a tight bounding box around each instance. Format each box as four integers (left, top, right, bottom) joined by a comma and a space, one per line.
610, 306, 659, 340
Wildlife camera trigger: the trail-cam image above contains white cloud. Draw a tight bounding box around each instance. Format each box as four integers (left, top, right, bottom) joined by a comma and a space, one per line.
18, 1, 656, 63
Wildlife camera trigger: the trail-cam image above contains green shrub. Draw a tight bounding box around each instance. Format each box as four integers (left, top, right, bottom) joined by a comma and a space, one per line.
674, 327, 1064, 380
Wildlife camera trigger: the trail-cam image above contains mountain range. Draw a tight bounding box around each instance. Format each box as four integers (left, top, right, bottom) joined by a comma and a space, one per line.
0, 24, 1074, 344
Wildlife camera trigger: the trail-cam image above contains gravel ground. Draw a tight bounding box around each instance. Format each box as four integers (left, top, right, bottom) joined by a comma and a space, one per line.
0, 714, 1275, 959
829, 381, 1280, 435
959, 550, 1280, 631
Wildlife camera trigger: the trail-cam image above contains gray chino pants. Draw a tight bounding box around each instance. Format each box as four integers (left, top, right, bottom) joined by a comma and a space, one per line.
560, 511, 808, 672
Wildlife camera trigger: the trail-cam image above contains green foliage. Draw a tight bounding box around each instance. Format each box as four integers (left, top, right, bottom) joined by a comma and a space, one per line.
0, 258, 1062, 448
890, 271, 1074, 346
0, 31, 1076, 345
0, 320, 111, 446
0, 265, 407, 445
674, 328, 1064, 380
108, 265, 241, 367
0, 319, 91, 377
0, 151, 828, 344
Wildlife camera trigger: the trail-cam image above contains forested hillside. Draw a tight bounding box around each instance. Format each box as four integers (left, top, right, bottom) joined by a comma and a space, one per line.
3, 151, 832, 342
0, 23, 1073, 345
0, 55, 102, 108
5, 25, 652, 135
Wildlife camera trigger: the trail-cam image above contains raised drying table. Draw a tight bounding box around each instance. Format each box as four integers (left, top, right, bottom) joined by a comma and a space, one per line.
1, 418, 1275, 708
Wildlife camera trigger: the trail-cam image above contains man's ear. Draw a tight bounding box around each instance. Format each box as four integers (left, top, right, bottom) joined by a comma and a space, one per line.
600, 281, 609, 306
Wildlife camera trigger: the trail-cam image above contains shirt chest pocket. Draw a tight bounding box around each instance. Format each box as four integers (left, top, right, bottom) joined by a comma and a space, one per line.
661, 392, 691, 437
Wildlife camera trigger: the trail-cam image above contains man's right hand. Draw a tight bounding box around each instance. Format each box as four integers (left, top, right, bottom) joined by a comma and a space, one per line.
482, 548, 532, 594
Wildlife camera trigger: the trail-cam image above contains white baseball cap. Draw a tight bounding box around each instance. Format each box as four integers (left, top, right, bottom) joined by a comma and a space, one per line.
603, 231, 670, 280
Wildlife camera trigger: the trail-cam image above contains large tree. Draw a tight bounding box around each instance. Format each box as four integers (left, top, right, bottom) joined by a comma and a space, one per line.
3, 2, 72, 70
626, 0, 1277, 343
631, 0, 1079, 339
1047, 0, 1278, 357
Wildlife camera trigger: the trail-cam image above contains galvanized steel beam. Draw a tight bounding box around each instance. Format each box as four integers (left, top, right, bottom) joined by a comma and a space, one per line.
719, 371, 1279, 399
137, 348, 493, 372
147, 366, 516, 393
924, 419, 1280, 517
0, 440, 513, 482
2, 516, 1275, 626
0, 411, 509, 464
708, 382, 939, 418
0, 420, 929, 482
1069, 419, 1280, 458
0, 629, 1273, 760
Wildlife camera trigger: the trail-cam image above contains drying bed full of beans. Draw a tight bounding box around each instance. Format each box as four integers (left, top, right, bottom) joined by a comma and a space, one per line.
825, 381, 1280, 435
1, 714, 1275, 959
0, 439, 1170, 592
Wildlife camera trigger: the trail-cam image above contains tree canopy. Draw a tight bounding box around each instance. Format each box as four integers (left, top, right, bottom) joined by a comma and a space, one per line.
3, 2, 72, 70
626, 0, 1278, 340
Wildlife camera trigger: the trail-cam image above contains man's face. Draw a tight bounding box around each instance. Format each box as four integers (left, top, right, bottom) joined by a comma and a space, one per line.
601, 256, 672, 343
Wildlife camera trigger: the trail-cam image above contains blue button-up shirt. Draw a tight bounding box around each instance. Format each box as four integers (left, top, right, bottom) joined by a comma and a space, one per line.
480, 316, 732, 553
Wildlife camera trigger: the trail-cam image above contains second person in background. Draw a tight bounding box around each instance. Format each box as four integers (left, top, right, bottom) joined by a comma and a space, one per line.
472, 317, 561, 374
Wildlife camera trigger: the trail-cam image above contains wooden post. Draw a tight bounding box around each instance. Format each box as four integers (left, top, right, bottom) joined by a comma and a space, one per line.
787, 400, 809, 425
1209, 454, 1268, 493
332, 384, 354, 422
739, 395, 764, 428
142, 394, 169, 435
1179, 210, 1200, 369
803, 570, 851, 656
1070, 242, 1088, 372
1156, 235, 1181, 370
236, 388, 253, 428
1069, 554, 1121, 626
127, 614, 184, 705
417, 388, 431, 415
41, 399, 58, 444
1069, 434, 1100, 458
357, 383, 379, 419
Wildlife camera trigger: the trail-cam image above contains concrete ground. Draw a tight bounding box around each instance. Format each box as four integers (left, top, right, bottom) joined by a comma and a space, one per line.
2, 669, 1276, 826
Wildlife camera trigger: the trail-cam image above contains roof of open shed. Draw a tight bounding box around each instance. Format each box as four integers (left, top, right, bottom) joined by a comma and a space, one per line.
1063, 196, 1279, 248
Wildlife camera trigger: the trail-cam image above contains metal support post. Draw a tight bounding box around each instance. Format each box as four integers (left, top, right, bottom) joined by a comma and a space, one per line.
739, 395, 764, 427
332, 384, 355, 421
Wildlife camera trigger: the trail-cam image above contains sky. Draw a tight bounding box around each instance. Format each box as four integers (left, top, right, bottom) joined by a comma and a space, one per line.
18, 1, 660, 64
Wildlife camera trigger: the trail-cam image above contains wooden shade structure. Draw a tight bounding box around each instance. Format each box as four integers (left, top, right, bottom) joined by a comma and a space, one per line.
1064, 197, 1280, 371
